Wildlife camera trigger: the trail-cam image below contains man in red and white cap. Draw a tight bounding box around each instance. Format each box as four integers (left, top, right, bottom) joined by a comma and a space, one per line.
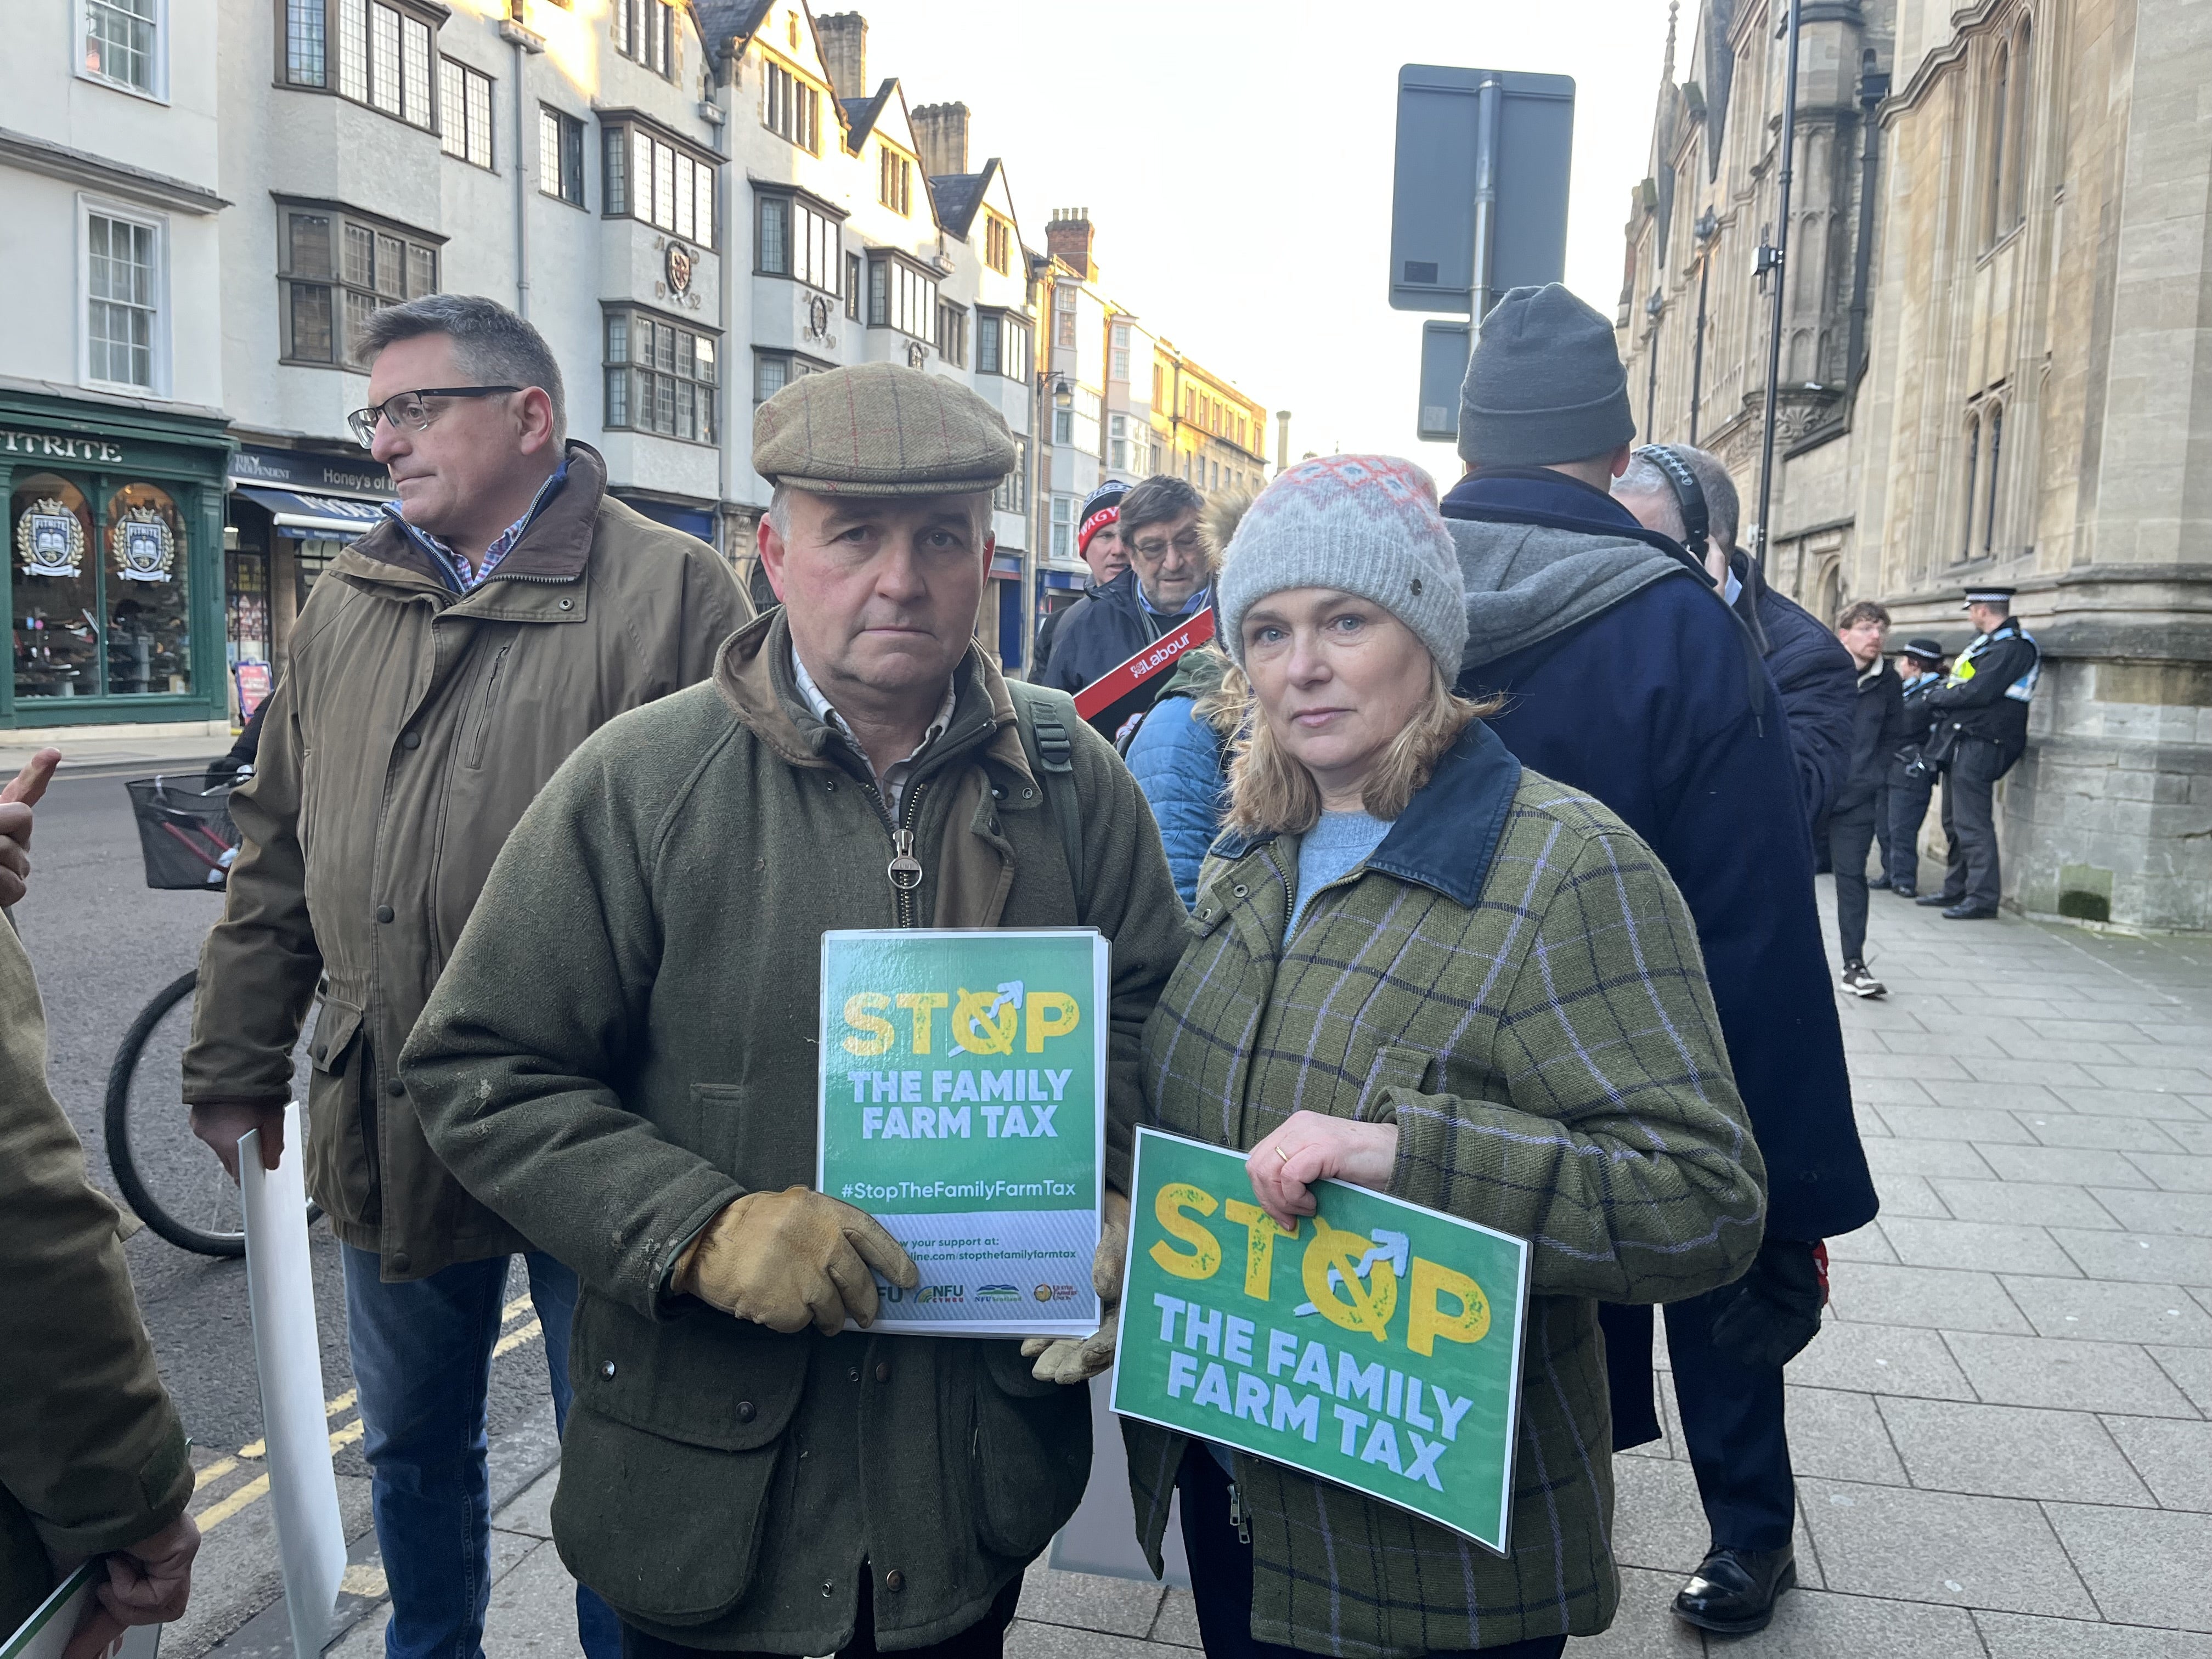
1031, 477, 1130, 678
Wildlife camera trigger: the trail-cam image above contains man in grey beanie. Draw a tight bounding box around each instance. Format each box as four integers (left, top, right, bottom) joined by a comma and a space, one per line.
1438, 284, 1876, 1637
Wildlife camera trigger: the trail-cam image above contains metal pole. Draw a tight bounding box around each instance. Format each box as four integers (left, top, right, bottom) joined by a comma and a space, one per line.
1752, 0, 1803, 568
1469, 76, 1502, 325
1689, 214, 1716, 446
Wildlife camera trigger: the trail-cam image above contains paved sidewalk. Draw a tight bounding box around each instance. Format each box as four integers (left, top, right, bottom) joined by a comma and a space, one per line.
329, 884, 2212, 1658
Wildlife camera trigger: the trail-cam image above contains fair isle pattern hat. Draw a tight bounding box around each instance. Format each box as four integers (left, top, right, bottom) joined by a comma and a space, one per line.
1217, 455, 1468, 675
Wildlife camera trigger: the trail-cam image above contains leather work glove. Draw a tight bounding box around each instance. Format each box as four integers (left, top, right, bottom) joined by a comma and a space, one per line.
1023, 1187, 1131, 1385
674, 1186, 918, 1336
1709, 1238, 1830, 1370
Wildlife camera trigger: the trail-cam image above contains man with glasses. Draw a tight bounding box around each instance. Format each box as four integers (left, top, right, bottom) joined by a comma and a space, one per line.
1036, 475, 1212, 735
183, 294, 747, 1659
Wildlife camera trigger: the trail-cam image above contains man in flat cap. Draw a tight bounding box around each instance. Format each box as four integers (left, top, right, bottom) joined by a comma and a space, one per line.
402, 363, 1186, 1657
1916, 588, 2040, 919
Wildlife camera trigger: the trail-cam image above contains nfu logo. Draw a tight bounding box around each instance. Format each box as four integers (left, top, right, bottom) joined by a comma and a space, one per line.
913, 1285, 965, 1305
975, 1284, 1020, 1302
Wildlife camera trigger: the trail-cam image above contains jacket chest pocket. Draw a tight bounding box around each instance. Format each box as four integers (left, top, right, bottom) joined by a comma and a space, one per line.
692, 1082, 816, 1193
461, 638, 515, 770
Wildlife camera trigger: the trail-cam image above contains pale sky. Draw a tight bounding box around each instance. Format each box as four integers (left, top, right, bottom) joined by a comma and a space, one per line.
854, 0, 1675, 487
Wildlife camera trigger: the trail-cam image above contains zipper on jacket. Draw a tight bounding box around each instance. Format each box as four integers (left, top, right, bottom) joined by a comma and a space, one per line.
462, 640, 514, 768
865, 777, 930, 928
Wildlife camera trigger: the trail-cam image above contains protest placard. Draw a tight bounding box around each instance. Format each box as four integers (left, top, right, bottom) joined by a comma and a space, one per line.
817, 928, 1108, 1336
0, 1561, 157, 1659
1110, 1127, 1531, 1554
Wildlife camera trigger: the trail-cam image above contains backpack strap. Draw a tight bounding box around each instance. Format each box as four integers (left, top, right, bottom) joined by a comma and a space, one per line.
1006, 680, 1088, 919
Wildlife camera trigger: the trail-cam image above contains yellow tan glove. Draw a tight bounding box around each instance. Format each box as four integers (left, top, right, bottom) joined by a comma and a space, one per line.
674, 1186, 919, 1336
1022, 1186, 1130, 1385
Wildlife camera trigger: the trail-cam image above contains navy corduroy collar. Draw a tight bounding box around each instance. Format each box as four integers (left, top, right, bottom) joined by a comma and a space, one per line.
1212, 720, 1523, 910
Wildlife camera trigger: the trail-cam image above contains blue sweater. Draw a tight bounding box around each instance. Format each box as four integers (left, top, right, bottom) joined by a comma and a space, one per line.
1443, 469, 1875, 1243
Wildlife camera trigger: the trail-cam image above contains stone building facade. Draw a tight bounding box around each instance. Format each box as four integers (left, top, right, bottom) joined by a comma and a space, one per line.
1618, 0, 2212, 931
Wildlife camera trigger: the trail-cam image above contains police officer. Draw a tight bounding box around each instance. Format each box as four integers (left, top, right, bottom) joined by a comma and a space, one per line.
1916, 588, 2040, 918
1881, 638, 1948, 896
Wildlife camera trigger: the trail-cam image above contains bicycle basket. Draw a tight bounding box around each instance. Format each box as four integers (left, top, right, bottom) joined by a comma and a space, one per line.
126, 774, 242, 891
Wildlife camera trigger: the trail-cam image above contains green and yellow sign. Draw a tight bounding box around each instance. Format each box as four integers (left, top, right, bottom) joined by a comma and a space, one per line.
817, 928, 1108, 1338
1111, 1127, 1531, 1553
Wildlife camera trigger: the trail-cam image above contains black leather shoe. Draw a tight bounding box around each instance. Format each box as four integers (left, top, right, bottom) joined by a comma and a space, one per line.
1892, 884, 1917, 898
1673, 1544, 1798, 1634
1915, 893, 1958, 907
1943, 903, 1999, 919
1869, 874, 1892, 891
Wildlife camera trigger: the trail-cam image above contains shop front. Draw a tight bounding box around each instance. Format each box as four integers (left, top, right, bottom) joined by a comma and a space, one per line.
3, 390, 232, 733
224, 445, 395, 719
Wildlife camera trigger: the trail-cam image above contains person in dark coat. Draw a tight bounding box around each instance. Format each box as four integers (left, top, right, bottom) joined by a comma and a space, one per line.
1915, 586, 2041, 918
1884, 638, 1949, 894
1030, 478, 1129, 681
1444, 285, 1876, 1637
1829, 603, 1910, 996
1615, 445, 1858, 830
1034, 476, 1212, 735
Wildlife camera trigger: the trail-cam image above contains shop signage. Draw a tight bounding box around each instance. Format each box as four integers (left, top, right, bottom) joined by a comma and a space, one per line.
230, 447, 394, 499
1112, 1127, 1532, 1554
111, 506, 176, 583
2, 428, 126, 464
15, 499, 86, 579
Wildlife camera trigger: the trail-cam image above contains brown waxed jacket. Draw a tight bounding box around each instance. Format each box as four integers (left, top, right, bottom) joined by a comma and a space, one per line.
183, 443, 750, 1279
0, 921, 193, 1634
398, 611, 1190, 1651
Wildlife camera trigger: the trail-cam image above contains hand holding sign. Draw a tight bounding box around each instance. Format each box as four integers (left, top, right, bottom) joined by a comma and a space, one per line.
1246, 1110, 1401, 1230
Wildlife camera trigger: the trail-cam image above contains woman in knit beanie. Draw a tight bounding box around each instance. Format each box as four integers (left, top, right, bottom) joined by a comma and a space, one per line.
1130, 455, 1765, 1659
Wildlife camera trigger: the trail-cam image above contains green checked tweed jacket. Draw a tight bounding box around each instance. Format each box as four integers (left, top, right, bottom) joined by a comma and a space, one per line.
1126, 721, 1767, 1656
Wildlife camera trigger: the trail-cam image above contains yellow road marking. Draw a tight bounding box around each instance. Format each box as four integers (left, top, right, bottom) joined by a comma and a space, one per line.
200, 1294, 545, 1533
196, 1475, 269, 1530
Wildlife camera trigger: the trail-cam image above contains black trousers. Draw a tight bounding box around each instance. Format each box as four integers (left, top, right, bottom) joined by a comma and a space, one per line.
1599, 1295, 1795, 1555
1175, 1448, 1568, 1658
1937, 740, 2008, 910
1827, 794, 1879, 963
1886, 763, 1934, 887
619, 1576, 1024, 1659
1871, 778, 1893, 872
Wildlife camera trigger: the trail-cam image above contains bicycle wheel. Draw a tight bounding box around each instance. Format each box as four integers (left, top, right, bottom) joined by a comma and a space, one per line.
105, 969, 321, 1257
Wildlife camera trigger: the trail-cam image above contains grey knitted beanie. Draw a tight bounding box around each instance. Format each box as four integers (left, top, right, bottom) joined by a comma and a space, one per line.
1217, 455, 1467, 675
1457, 283, 1636, 467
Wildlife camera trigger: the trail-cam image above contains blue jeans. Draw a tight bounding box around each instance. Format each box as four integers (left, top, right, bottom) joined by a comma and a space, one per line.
342, 1244, 622, 1659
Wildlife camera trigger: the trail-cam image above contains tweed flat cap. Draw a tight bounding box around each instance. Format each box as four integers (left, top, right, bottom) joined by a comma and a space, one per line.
753, 362, 1019, 497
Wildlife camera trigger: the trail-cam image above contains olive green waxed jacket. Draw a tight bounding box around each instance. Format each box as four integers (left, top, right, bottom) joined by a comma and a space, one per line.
183, 444, 749, 1279
399, 611, 1189, 1651
0, 922, 193, 1633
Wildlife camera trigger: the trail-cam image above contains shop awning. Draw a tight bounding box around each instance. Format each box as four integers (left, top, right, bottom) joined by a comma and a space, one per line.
235, 487, 393, 539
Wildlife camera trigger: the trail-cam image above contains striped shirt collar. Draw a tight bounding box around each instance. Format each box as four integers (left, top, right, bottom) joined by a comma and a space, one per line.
791, 645, 957, 816
382, 458, 570, 593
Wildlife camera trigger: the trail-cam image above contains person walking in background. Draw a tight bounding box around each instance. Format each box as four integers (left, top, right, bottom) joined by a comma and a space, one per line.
1884, 637, 1949, 896
182, 295, 748, 1659
1126, 455, 1767, 1658
1442, 285, 1875, 1635
1030, 477, 1130, 681
1036, 475, 1212, 733
1, 751, 202, 1657
1613, 443, 1858, 831
400, 364, 1187, 1657
1916, 587, 2041, 920
1829, 602, 1909, 997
